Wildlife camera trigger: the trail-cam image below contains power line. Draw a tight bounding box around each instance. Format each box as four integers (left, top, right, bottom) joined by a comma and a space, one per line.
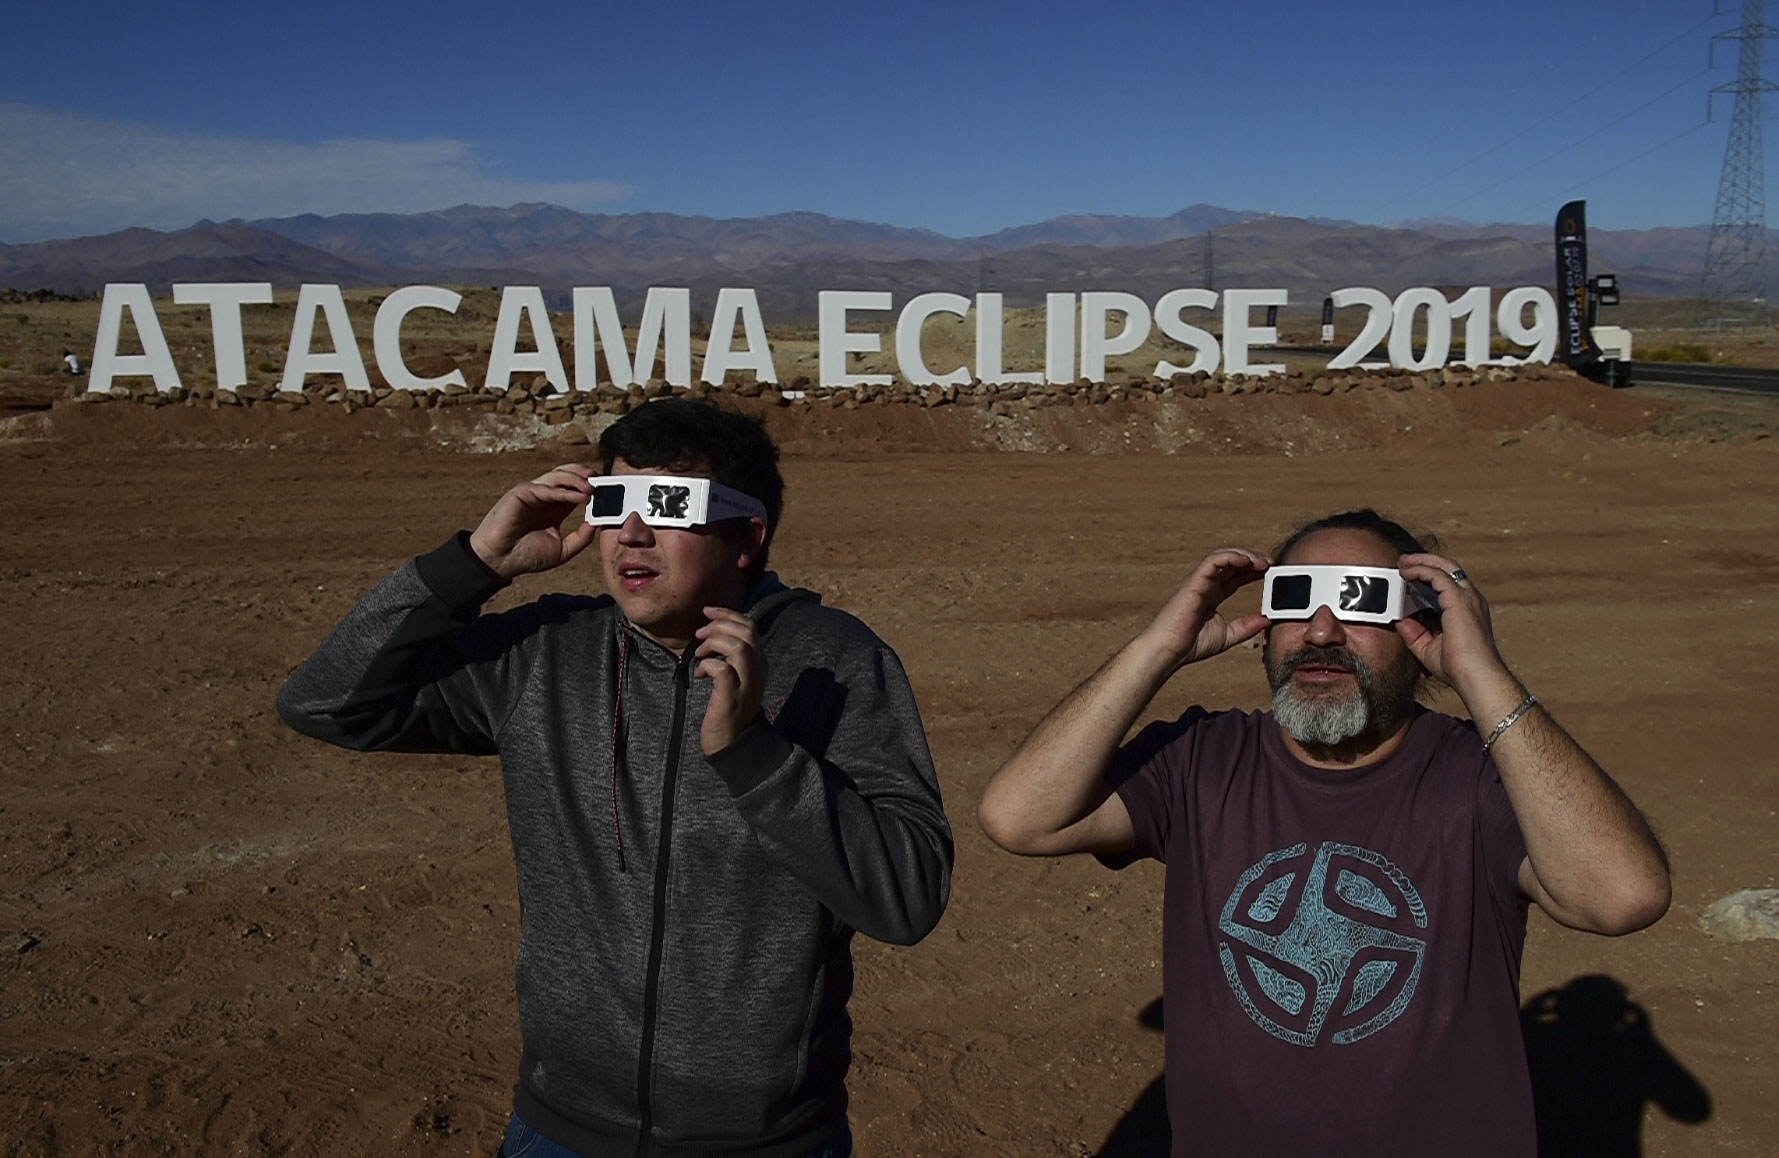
1359, 11, 1718, 221
1435, 67, 1710, 216
1502, 120, 1711, 222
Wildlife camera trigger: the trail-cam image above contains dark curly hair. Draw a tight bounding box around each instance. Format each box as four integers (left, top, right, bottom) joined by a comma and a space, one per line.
598, 398, 785, 578
1272, 509, 1442, 564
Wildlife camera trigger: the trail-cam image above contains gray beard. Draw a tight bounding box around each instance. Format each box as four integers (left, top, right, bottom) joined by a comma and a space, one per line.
1266, 642, 1415, 748
1272, 678, 1373, 746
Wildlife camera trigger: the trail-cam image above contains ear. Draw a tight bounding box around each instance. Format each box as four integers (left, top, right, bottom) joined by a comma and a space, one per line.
734, 516, 769, 571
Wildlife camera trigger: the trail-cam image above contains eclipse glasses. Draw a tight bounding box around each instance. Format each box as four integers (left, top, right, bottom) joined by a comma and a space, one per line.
1261, 565, 1438, 625
582, 474, 768, 530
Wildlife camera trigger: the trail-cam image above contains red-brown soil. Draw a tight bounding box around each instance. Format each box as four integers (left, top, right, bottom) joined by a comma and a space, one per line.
2, 378, 1775, 1156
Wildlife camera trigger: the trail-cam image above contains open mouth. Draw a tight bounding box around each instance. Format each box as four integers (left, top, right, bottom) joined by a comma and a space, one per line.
617, 564, 658, 590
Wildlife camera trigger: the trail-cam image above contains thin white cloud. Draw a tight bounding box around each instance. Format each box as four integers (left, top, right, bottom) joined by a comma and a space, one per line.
0, 102, 635, 243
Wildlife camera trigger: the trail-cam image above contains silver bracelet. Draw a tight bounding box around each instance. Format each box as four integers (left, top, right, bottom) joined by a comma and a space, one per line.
1482, 694, 1539, 753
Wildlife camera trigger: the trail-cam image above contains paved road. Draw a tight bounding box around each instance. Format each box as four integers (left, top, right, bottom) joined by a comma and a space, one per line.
1626, 361, 1779, 395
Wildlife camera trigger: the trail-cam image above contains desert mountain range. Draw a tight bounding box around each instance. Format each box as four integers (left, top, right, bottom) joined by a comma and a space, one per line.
0, 202, 1714, 315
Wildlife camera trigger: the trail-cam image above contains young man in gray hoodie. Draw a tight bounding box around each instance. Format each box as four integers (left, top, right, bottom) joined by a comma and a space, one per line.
278, 399, 952, 1158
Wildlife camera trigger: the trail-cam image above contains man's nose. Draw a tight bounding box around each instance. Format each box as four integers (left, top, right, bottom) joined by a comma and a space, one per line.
616, 512, 655, 545
1304, 605, 1346, 645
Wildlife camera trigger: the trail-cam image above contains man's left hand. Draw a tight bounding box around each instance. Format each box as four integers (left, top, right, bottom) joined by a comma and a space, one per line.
1395, 553, 1514, 701
695, 607, 766, 755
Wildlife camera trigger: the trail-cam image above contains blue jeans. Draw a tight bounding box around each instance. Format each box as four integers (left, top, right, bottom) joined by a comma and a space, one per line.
497, 1115, 853, 1158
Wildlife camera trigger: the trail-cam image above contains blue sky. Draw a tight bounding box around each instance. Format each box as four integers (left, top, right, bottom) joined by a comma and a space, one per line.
0, 0, 1749, 243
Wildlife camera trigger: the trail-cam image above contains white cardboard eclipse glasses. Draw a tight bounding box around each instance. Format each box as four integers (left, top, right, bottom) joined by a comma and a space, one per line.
583, 474, 768, 529
1262, 565, 1438, 625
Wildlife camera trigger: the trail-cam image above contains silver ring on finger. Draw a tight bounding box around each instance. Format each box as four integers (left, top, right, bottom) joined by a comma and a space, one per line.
1449, 568, 1468, 584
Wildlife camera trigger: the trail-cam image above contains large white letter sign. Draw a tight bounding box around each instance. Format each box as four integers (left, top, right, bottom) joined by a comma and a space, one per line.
1153, 288, 1220, 377
974, 293, 1045, 386
896, 292, 972, 387
1222, 289, 1287, 376
282, 284, 372, 394
1327, 287, 1393, 370
570, 287, 693, 389
819, 291, 893, 388
172, 282, 272, 390
700, 288, 779, 385
1079, 292, 1152, 382
1389, 287, 1452, 372
631, 287, 692, 388
572, 287, 630, 388
373, 286, 466, 391
89, 283, 181, 393
486, 286, 569, 393
1045, 293, 1077, 385
1497, 287, 1558, 364
1448, 286, 1491, 368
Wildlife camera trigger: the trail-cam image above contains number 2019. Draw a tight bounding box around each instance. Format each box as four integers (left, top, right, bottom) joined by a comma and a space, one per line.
1326, 286, 1558, 371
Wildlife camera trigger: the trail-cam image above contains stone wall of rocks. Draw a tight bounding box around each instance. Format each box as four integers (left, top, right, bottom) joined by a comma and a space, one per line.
64, 362, 1577, 422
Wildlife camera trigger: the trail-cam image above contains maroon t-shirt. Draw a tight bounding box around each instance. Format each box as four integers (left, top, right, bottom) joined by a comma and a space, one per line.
1106, 707, 1533, 1158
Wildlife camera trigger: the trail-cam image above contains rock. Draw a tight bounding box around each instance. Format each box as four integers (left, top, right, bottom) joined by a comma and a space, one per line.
275, 390, 308, 406
215, 390, 241, 407
558, 423, 591, 446
544, 408, 574, 426
377, 390, 415, 409
1701, 889, 1779, 941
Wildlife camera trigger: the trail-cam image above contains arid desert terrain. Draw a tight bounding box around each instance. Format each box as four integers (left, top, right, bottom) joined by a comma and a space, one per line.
1, 319, 1777, 1156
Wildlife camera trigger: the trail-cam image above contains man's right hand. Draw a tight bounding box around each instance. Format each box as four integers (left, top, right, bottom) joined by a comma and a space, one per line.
468, 464, 598, 581
1138, 548, 1273, 670
978, 546, 1271, 858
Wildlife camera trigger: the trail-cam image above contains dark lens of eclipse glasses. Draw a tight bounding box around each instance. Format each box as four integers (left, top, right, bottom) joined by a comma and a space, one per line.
589, 484, 627, 518
1339, 576, 1390, 614
1270, 574, 1313, 611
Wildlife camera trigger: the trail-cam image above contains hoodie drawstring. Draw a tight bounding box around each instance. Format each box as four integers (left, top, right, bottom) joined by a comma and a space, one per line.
610, 629, 631, 873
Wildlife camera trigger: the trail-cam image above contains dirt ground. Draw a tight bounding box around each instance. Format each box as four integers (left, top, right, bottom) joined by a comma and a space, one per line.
2, 378, 1776, 1157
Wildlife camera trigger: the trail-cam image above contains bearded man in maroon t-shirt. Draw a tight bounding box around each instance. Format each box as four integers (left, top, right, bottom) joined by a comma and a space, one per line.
978, 509, 1670, 1158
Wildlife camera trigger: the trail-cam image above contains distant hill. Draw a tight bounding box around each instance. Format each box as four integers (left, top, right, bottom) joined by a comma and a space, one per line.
0, 203, 1717, 310
0, 223, 389, 296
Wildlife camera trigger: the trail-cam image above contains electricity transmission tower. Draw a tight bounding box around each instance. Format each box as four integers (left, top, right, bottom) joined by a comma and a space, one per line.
1699, 0, 1779, 336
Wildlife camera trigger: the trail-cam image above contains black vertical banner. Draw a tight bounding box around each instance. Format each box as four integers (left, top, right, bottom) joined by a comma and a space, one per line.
1554, 201, 1602, 366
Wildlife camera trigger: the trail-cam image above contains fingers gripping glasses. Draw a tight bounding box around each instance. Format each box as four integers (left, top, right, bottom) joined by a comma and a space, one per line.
1261, 565, 1438, 625
583, 474, 768, 530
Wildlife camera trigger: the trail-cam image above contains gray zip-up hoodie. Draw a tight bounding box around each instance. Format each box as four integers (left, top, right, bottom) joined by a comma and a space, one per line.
276, 533, 953, 1158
